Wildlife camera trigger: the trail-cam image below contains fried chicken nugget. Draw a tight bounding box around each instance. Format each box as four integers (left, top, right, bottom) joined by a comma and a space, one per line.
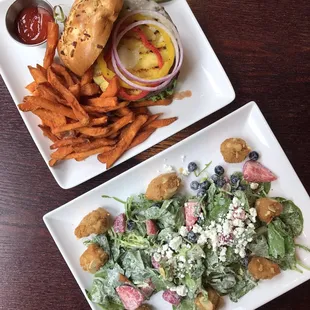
136, 305, 152, 310
75, 208, 111, 239
248, 256, 280, 280
145, 173, 181, 201
80, 243, 109, 273
195, 288, 221, 310
220, 138, 251, 163
255, 198, 283, 223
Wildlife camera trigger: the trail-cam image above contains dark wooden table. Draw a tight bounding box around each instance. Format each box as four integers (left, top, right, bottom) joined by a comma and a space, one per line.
0, 0, 309, 309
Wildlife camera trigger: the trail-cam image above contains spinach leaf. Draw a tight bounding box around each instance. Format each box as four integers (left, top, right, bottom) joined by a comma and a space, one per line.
185, 275, 202, 299
147, 267, 168, 291
157, 228, 178, 243
209, 192, 231, 220
229, 271, 257, 302
208, 272, 236, 295
247, 234, 269, 258
234, 190, 250, 211
174, 298, 196, 310
267, 222, 285, 259
275, 197, 304, 237
207, 183, 217, 211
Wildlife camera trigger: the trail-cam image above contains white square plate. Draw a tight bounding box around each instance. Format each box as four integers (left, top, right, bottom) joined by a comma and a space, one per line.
44, 101, 310, 310
0, 0, 235, 189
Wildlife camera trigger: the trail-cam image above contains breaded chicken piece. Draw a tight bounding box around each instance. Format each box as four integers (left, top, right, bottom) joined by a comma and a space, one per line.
248, 256, 280, 280
145, 173, 181, 201
75, 208, 111, 238
255, 198, 283, 223
136, 305, 152, 310
80, 243, 109, 273
195, 288, 221, 310
220, 138, 251, 163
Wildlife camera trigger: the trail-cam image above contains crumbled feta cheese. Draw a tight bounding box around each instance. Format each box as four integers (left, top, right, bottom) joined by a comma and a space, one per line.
181, 168, 190, 176
219, 247, 227, 262
232, 197, 241, 207
171, 285, 188, 296
169, 236, 183, 251
178, 256, 186, 263
197, 233, 208, 246
153, 253, 161, 262
192, 224, 203, 234
250, 182, 259, 190
179, 226, 188, 237
232, 219, 244, 227
163, 164, 174, 172
186, 244, 191, 249
166, 249, 173, 259
162, 244, 169, 251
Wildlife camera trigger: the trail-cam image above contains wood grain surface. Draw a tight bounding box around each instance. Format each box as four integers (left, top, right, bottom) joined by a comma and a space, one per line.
0, 0, 309, 309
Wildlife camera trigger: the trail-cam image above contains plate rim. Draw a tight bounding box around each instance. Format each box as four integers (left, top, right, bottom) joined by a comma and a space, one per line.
0, 0, 235, 189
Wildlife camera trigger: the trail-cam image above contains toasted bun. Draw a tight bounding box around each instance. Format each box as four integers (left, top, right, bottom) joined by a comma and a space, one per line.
58, 0, 123, 76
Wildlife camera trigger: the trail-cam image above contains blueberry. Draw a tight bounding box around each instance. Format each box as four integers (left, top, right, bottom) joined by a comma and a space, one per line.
211, 174, 219, 182
127, 220, 135, 231
230, 174, 240, 185
216, 178, 226, 188
197, 189, 207, 198
188, 162, 198, 172
152, 203, 161, 208
187, 231, 197, 243
214, 165, 224, 175
249, 151, 259, 161
190, 181, 200, 191
199, 180, 211, 190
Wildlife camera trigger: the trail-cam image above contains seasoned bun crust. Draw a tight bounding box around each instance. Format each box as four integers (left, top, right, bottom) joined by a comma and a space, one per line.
58, 0, 123, 76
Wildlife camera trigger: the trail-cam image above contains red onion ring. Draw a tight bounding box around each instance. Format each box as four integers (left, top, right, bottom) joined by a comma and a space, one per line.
112, 21, 183, 91
111, 10, 183, 86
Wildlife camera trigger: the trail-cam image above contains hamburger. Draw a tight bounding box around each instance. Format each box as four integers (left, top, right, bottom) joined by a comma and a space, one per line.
58, 0, 183, 102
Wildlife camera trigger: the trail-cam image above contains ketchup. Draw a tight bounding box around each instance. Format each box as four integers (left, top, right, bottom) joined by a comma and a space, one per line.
15, 6, 53, 44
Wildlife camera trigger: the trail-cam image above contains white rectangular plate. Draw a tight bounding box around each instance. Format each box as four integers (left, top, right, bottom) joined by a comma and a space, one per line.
0, 0, 235, 189
44, 101, 310, 310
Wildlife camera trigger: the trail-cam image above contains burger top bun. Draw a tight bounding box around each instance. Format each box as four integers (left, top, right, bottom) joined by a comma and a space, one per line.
58, 0, 123, 76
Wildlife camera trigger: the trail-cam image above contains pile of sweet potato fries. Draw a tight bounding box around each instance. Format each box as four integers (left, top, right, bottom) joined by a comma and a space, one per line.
18, 22, 177, 169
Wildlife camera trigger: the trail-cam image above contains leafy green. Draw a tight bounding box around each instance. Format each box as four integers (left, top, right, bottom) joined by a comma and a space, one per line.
275, 198, 304, 237
102, 195, 126, 204
146, 78, 177, 102
234, 190, 250, 211
194, 161, 212, 177
267, 222, 285, 259
84, 234, 111, 256
174, 298, 196, 310
209, 192, 231, 220
247, 234, 269, 258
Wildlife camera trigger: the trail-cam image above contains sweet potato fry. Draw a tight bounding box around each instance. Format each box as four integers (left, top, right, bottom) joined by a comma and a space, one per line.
81, 83, 100, 96
142, 113, 163, 128
28, 66, 47, 84
43, 22, 59, 69
81, 67, 94, 86
69, 71, 80, 84
65, 146, 114, 161
108, 132, 120, 139
100, 76, 119, 98
50, 145, 74, 160
25, 81, 37, 93
130, 98, 173, 108
98, 115, 148, 168
53, 116, 108, 133
87, 97, 118, 107
36, 64, 47, 78
68, 83, 81, 100
36, 83, 68, 106
33, 90, 40, 96
143, 117, 178, 130
131, 106, 149, 115
47, 68, 89, 125
78, 113, 134, 137
51, 63, 75, 87
33, 108, 66, 128
83, 101, 129, 113
114, 107, 131, 117
19, 96, 77, 119
129, 128, 156, 149
49, 159, 58, 167
50, 137, 89, 150
73, 137, 116, 152
38, 125, 59, 142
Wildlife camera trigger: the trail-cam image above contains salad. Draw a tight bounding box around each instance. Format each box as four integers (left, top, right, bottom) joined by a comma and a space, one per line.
75, 138, 309, 310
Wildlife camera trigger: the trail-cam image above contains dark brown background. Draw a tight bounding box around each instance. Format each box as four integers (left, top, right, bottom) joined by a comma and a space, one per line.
0, 0, 309, 309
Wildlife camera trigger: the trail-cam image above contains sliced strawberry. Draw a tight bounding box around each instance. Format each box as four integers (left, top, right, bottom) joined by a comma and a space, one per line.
113, 213, 126, 233
162, 290, 182, 305
116, 285, 144, 310
146, 220, 158, 236
184, 201, 200, 230
140, 279, 155, 298
243, 160, 277, 182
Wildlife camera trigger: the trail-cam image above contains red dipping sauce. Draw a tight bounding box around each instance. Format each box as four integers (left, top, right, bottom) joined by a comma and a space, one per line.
15, 6, 53, 45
